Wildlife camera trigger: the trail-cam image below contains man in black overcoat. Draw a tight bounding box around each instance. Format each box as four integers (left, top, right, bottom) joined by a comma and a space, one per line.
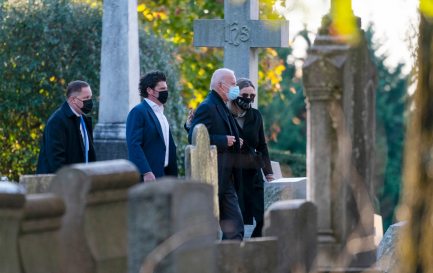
188, 68, 244, 240
37, 80, 96, 174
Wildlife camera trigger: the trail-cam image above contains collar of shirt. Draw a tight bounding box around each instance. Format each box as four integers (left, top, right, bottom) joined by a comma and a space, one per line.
68, 103, 81, 117
144, 98, 164, 113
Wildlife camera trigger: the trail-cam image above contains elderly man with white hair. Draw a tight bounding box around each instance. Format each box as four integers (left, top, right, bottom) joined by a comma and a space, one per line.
188, 68, 244, 240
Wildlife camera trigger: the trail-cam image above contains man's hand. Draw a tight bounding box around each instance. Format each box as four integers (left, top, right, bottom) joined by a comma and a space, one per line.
239, 138, 244, 148
227, 135, 236, 147
265, 174, 275, 182
143, 172, 156, 182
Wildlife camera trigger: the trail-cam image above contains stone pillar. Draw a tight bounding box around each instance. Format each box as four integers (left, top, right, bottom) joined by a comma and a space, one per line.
303, 16, 377, 270
49, 160, 139, 273
263, 200, 317, 273
0, 182, 25, 273
128, 178, 219, 273
19, 193, 65, 273
93, 0, 140, 160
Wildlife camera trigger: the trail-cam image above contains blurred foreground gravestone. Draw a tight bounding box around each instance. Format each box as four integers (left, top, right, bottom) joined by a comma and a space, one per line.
19, 193, 65, 273
264, 200, 317, 273
50, 160, 139, 273
0, 182, 25, 273
264, 177, 307, 210
128, 178, 218, 273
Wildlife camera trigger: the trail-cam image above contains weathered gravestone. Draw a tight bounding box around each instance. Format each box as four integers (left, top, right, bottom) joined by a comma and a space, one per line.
263, 200, 318, 273
19, 174, 55, 194
50, 159, 139, 273
194, 0, 289, 106
264, 177, 307, 210
185, 123, 219, 218
303, 8, 377, 270
0, 182, 25, 273
216, 238, 278, 273
93, 0, 140, 160
19, 193, 65, 273
128, 178, 219, 273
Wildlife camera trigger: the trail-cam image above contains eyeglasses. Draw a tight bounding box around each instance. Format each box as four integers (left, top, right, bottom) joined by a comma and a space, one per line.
241, 93, 256, 100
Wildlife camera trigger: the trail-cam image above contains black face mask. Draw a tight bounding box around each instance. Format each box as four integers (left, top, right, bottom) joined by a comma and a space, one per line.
157, 90, 169, 104
234, 96, 252, 111
81, 99, 93, 114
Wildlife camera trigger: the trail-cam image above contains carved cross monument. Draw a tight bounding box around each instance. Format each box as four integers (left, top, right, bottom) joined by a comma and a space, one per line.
193, 0, 289, 106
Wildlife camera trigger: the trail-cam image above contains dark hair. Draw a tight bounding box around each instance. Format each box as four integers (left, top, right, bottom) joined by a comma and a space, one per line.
139, 70, 167, 98
236, 78, 255, 91
66, 80, 90, 97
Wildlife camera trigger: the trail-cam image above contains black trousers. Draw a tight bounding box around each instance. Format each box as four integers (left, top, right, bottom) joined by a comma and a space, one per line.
219, 183, 244, 240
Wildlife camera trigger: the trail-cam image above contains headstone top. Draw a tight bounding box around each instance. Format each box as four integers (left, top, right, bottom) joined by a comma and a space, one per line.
55, 159, 139, 192
0, 182, 25, 208
24, 193, 65, 220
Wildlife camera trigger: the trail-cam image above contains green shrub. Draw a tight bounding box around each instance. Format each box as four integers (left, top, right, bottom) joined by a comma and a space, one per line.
0, 0, 185, 180
268, 149, 306, 177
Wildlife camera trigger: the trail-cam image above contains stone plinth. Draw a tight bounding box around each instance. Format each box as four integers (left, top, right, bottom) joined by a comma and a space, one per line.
19, 193, 65, 273
50, 160, 139, 273
0, 182, 25, 273
128, 178, 218, 273
263, 200, 317, 273
19, 174, 55, 194
264, 177, 307, 210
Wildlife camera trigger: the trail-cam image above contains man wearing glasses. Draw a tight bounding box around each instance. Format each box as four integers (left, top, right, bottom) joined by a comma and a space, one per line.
37, 80, 96, 174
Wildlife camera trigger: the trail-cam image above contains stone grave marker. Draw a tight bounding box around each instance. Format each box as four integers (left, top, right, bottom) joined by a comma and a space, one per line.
264, 177, 307, 210
194, 0, 289, 106
263, 200, 317, 273
270, 161, 282, 179
0, 181, 25, 273
185, 123, 219, 218
19, 174, 55, 194
128, 178, 219, 273
19, 193, 65, 273
50, 159, 139, 273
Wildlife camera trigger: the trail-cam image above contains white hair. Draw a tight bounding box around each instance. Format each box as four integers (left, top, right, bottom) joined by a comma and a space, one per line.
210, 68, 235, 90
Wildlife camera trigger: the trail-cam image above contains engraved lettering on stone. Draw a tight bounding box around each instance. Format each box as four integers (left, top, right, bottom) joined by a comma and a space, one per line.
225, 22, 250, 46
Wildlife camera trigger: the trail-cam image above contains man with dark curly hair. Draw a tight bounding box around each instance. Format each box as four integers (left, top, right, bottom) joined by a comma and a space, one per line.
126, 70, 178, 182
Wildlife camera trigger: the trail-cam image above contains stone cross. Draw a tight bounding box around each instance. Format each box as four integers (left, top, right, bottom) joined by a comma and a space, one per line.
93, 0, 140, 160
185, 124, 219, 218
193, 0, 289, 106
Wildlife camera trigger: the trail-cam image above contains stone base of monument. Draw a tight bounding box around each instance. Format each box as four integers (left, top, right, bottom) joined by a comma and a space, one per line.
264, 177, 307, 210
94, 123, 128, 160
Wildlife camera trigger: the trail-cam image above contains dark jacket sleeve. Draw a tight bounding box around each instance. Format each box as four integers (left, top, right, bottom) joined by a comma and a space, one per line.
188, 103, 228, 152
256, 112, 273, 175
126, 107, 152, 174
44, 116, 68, 172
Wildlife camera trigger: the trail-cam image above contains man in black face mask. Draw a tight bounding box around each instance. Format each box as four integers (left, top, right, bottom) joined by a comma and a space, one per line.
126, 70, 178, 182
37, 80, 96, 174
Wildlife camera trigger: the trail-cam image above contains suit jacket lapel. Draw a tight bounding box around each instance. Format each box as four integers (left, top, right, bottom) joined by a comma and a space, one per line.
143, 101, 164, 141
210, 92, 233, 135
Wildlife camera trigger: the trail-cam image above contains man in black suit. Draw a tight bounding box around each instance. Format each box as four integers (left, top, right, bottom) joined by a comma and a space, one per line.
188, 68, 244, 240
37, 80, 96, 174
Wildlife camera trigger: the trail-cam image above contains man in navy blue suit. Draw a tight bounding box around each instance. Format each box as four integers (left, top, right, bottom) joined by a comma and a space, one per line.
126, 71, 178, 181
188, 68, 244, 240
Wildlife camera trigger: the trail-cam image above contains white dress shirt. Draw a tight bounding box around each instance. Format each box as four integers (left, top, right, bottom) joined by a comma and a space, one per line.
145, 98, 170, 167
